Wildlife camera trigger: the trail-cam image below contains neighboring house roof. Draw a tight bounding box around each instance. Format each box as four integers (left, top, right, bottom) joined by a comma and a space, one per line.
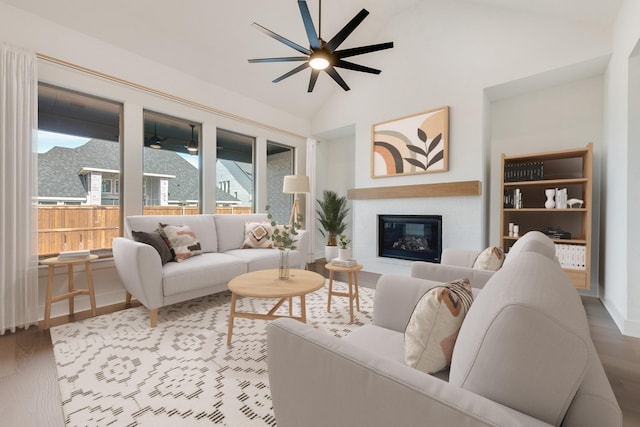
37, 139, 219, 202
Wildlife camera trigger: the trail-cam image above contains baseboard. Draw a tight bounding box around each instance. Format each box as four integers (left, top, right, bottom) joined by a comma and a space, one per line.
601, 297, 640, 338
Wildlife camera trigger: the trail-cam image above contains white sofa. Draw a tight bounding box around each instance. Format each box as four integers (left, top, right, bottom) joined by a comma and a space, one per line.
113, 213, 308, 326
266, 232, 621, 427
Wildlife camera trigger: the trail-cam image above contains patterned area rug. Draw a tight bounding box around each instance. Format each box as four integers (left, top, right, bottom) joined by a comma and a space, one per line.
50, 281, 374, 426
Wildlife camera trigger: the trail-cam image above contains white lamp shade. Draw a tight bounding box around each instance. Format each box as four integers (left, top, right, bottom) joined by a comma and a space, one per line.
282, 175, 310, 194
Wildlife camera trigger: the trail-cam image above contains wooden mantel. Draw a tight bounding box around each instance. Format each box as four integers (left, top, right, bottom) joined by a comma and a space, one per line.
347, 180, 482, 200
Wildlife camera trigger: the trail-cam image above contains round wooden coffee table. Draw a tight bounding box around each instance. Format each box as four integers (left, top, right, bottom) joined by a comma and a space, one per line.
226, 269, 325, 346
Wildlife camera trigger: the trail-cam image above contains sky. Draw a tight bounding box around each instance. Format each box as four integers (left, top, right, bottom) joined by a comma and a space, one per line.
37, 130, 200, 168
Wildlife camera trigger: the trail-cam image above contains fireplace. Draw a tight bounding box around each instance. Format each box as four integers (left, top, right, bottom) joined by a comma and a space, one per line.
378, 215, 442, 263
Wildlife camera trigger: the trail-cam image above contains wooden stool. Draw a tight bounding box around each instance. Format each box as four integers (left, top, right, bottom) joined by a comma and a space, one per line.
40, 255, 98, 329
325, 262, 363, 322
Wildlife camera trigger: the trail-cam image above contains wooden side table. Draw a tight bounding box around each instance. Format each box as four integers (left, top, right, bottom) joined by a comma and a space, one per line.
40, 255, 98, 329
325, 262, 363, 322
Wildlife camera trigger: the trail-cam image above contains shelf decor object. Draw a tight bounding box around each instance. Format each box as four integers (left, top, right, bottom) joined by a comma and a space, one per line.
544, 189, 556, 209
372, 106, 449, 178
500, 143, 593, 289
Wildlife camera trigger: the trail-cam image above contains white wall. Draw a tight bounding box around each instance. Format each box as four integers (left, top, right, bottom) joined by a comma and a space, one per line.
314, 131, 356, 260
311, 0, 611, 275
602, 0, 640, 337
488, 76, 604, 296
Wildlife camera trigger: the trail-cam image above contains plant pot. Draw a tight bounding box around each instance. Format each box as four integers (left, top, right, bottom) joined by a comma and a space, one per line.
338, 248, 352, 260
325, 245, 339, 262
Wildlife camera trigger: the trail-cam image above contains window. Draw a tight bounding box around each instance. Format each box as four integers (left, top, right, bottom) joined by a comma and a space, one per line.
216, 129, 255, 214
266, 141, 294, 224
37, 83, 122, 258
101, 178, 112, 193
143, 110, 201, 215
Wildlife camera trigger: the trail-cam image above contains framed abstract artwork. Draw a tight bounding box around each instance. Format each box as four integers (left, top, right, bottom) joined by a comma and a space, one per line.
371, 106, 449, 178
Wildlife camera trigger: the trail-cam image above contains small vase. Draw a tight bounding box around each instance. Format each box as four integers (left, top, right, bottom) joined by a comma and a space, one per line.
278, 250, 290, 280
338, 248, 352, 260
545, 189, 555, 209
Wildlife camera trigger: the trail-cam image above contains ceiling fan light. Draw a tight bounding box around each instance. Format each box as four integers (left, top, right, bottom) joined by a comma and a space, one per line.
150, 142, 162, 149
186, 124, 198, 153
309, 52, 330, 70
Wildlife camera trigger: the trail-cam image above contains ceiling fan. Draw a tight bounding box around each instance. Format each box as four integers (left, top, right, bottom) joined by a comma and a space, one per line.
249, 0, 394, 92
147, 121, 167, 149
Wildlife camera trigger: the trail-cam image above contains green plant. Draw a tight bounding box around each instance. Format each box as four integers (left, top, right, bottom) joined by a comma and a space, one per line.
265, 205, 301, 251
338, 234, 351, 249
316, 190, 349, 246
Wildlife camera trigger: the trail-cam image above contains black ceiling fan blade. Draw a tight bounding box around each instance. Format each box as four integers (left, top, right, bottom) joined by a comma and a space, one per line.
251, 22, 311, 55
326, 67, 350, 91
335, 59, 381, 74
326, 9, 369, 52
273, 62, 310, 83
336, 42, 394, 59
249, 56, 309, 63
298, 0, 321, 50
308, 69, 320, 92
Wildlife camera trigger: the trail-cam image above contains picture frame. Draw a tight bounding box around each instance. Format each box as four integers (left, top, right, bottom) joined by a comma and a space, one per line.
371, 106, 449, 178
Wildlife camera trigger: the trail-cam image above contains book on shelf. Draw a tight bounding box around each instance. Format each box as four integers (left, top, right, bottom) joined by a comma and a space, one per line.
504, 161, 544, 182
58, 249, 91, 260
503, 188, 522, 208
330, 258, 358, 267
554, 244, 585, 270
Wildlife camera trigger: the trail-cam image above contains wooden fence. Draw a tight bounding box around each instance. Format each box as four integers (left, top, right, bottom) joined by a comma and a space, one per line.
38, 205, 252, 257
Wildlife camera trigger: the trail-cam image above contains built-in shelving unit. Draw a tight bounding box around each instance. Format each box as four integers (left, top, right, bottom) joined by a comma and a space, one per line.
500, 143, 592, 289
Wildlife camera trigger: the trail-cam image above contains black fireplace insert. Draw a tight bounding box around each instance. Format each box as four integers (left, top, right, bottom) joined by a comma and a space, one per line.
378, 214, 442, 263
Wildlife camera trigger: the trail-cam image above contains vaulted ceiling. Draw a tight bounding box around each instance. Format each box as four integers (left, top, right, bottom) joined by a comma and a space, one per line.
1, 0, 622, 120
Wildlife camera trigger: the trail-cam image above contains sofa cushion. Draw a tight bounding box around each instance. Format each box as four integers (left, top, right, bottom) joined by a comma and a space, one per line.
125, 215, 217, 253
404, 279, 473, 374
449, 252, 590, 426
224, 248, 305, 272
131, 230, 174, 265
162, 252, 246, 297
215, 213, 269, 252
472, 246, 504, 271
242, 221, 274, 248
344, 325, 406, 365
158, 223, 202, 262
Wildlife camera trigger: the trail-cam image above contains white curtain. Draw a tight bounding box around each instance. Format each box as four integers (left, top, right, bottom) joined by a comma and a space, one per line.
0, 45, 39, 335
305, 138, 317, 263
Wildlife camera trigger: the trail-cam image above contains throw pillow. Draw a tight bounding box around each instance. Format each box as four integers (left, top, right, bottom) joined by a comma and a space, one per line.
472, 246, 505, 271
158, 223, 202, 262
242, 221, 274, 249
132, 230, 174, 265
404, 278, 474, 374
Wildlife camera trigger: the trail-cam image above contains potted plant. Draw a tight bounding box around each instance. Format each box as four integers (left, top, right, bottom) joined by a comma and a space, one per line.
338, 234, 352, 260
316, 190, 349, 261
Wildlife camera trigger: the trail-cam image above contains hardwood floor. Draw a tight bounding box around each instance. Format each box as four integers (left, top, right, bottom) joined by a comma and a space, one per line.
1, 264, 639, 427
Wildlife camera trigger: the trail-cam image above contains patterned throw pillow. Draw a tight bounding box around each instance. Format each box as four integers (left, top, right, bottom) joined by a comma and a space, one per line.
157, 223, 202, 262
404, 278, 474, 374
132, 230, 174, 265
472, 246, 505, 271
242, 222, 274, 249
